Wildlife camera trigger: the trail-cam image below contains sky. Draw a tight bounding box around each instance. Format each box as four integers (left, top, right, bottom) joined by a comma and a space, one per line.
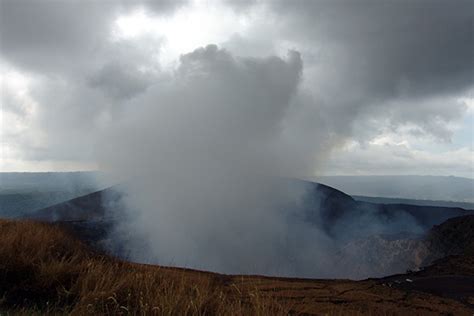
1, 0, 473, 177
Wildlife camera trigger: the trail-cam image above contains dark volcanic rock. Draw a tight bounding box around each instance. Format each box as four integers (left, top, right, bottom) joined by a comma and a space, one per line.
422, 215, 474, 263
375, 216, 474, 304
336, 234, 428, 278
302, 182, 469, 240
28, 180, 471, 246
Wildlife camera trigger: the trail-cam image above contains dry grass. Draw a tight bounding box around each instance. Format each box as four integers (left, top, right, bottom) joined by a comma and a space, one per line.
0, 219, 291, 315
1, 219, 471, 316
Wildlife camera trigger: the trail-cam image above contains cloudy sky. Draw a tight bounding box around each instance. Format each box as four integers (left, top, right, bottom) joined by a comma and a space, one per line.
1, 0, 473, 177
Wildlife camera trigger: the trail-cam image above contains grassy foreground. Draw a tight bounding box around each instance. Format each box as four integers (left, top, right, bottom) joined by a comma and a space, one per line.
0, 219, 292, 315
0, 219, 472, 315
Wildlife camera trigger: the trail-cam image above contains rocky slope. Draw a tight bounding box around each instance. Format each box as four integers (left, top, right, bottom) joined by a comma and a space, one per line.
335, 214, 474, 279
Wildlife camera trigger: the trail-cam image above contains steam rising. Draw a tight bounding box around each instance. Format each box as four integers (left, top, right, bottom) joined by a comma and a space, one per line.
98, 45, 342, 276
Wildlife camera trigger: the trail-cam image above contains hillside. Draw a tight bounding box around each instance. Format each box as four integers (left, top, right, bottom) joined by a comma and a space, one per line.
422, 215, 474, 262
301, 182, 469, 240
1, 218, 473, 315
28, 181, 470, 247
21, 181, 471, 279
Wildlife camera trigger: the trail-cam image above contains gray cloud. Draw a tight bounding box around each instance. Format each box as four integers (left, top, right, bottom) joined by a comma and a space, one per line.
142, 0, 187, 13
270, 0, 473, 97
324, 142, 474, 178
88, 62, 152, 100
0, 1, 169, 163
241, 0, 474, 143
2, 0, 471, 172
0, 0, 118, 74
0, 0, 183, 74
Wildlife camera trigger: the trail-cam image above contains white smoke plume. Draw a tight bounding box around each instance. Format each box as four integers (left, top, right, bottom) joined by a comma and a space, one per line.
98, 45, 341, 276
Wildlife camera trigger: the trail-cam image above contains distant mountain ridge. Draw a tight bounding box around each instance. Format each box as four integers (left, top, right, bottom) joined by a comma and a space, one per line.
353, 195, 474, 210
0, 171, 108, 217
314, 175, 474, 203
27, 180, 471, 243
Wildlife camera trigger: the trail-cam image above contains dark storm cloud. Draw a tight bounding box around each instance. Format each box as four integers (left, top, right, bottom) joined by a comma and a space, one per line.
270, 0, 473, 99
0, 0, 117, 73
0, 0, 186, 74
238, 0, 474, 144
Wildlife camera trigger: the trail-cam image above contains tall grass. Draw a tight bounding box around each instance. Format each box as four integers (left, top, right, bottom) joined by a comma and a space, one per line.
2, 219, 461, 315
0, 219, 291, 315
